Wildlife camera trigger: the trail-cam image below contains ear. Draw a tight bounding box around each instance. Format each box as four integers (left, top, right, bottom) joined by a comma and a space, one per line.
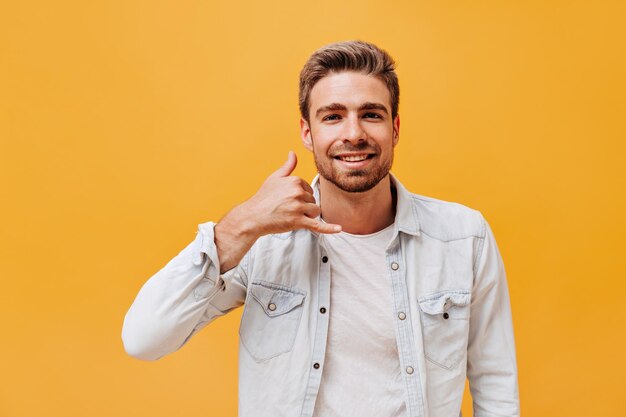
300, 118, 313, 151
392, 114, 400, 147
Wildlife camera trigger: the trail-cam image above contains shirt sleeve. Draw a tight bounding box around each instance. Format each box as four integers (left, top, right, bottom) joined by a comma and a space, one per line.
467, 213, 520, 416
121, 221, 250, 361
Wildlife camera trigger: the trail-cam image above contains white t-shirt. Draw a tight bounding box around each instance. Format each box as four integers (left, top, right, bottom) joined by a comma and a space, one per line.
312, 222, 407, 417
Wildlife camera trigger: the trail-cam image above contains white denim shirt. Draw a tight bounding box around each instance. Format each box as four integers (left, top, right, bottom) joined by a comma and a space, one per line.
122, 173, 520, 417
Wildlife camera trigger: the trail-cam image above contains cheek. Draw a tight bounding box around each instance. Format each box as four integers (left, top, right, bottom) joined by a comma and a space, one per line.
366, 123, 393, 136
316, 145, 333, 158
311, 131, 337, 151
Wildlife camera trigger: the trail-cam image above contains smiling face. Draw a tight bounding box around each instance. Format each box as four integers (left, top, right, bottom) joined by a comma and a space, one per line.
300, 71, 400, 193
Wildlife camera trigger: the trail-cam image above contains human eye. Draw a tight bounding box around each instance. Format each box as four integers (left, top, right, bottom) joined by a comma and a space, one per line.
363, 112, 382, 119
322, 114, 341, 121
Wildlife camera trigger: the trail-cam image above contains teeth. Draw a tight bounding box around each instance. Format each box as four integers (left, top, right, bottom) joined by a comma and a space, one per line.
340, 154, 369, 162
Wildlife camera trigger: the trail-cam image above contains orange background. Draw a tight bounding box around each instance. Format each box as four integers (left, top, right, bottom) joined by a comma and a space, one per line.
1, 1, 625, 416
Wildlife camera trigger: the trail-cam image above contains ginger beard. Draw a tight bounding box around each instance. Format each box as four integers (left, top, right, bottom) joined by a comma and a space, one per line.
310, 133, 394, 193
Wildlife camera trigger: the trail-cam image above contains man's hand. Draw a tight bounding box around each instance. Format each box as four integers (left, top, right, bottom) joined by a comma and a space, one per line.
214, 151, 341, 273
243, 151, 341, 236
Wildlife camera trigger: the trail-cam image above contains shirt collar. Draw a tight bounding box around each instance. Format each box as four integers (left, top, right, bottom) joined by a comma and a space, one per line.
310, 172, 421, 238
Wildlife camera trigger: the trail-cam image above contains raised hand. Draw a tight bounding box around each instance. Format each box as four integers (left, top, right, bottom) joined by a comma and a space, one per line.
214, 151, 341, 273
245, 151, 341, 236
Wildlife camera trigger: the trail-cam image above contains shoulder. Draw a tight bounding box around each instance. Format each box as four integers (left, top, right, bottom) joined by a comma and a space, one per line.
408, 192, 486, 242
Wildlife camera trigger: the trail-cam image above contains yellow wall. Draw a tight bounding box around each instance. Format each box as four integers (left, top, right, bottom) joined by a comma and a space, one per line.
1, 1, 625, 416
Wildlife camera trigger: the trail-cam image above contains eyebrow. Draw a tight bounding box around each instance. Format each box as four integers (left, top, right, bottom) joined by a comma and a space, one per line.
315, 102, 389, 118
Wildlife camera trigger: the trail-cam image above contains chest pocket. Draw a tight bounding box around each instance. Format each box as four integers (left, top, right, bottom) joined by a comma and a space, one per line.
239, 281, 306, 362
418, 290, 471, 370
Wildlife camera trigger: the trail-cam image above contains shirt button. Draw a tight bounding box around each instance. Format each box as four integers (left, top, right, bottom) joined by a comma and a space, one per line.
391, 262, 399, 270
443, 312, 449, 319
320, 307, 327, 314
313, 362, 320, 369
398, 312, 406, 320
406, 366, 414, 374
268, 303, 277, 311
322, 256, 328, 263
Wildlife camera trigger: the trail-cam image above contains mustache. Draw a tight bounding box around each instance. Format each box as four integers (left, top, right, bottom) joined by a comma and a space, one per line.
330, 142, 378, 155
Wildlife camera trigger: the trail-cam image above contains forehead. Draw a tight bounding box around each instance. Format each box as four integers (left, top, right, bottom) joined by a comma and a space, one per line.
309, 71, 391, 111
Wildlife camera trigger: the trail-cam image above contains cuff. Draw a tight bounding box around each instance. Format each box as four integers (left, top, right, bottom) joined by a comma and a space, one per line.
192, 221, 221, 281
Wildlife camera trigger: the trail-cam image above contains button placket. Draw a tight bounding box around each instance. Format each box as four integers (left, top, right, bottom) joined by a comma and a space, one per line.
386, 240, 424, 416
300, 243, 332, 417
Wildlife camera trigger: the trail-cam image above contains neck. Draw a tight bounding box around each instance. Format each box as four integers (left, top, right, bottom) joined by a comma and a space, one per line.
319, 174, 396, 235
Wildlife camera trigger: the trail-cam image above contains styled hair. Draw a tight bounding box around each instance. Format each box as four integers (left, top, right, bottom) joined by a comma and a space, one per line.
298, 40, 399, 122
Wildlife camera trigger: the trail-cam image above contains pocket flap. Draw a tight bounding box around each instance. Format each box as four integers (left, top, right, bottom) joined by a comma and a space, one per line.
418, 290, 471, 315
250, 281, 306, 317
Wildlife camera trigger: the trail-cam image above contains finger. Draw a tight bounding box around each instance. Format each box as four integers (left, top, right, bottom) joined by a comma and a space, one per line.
298, 178, 314, 195
299, 191, 316, 204
302, 193, 316, 204
302, 217, 342, 234
271, 151, 297, 178
302, 202, 321, 218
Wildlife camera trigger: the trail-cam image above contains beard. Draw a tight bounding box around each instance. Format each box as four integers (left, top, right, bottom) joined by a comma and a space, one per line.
311, 134, 394, 193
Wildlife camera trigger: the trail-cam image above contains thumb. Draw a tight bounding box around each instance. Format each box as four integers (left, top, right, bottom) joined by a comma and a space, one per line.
272, 151, 297, 178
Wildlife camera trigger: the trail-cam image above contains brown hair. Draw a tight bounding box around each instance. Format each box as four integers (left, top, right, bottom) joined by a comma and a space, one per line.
298, 40, 399, 122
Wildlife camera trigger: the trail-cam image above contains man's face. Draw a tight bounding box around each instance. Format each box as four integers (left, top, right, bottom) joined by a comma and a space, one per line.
300, 71, 400, 193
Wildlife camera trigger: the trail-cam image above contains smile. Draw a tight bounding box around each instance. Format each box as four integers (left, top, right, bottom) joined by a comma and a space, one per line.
333, 154, 375, 162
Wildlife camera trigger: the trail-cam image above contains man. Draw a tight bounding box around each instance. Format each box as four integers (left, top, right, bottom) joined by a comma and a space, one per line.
122, 40, 520, 417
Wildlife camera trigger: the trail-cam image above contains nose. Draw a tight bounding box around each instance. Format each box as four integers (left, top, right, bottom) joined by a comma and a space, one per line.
341, 114, 366, 144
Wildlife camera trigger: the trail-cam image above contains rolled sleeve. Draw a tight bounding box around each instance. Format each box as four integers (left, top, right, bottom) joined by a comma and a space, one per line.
121, 221, 249, 361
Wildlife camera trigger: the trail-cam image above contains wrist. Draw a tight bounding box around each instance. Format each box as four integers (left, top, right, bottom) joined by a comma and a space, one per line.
214, 204, 260, 274
219, 202, 262, 242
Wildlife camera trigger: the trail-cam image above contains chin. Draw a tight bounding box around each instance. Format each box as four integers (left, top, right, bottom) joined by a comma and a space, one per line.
327, 172, 387, 193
